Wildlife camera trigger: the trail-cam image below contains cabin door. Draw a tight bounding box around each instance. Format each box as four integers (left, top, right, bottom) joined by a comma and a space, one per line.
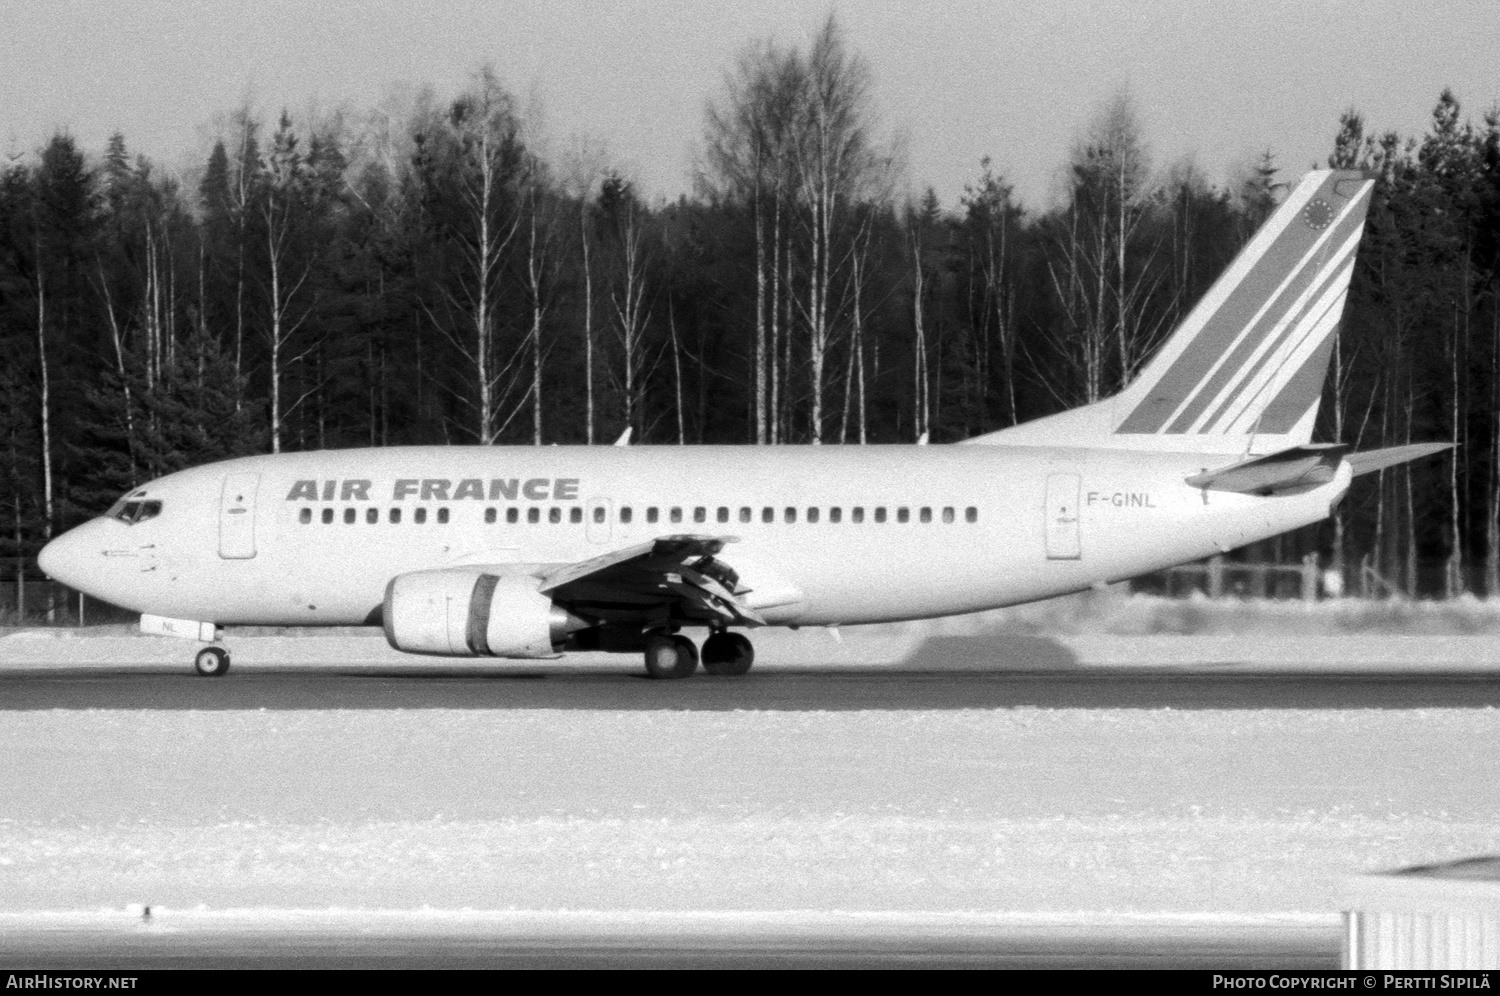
1044, 473, 1082, 560
219, 473, 260, 559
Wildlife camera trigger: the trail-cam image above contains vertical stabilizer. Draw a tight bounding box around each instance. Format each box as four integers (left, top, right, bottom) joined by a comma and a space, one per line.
967, 169, 1375, 454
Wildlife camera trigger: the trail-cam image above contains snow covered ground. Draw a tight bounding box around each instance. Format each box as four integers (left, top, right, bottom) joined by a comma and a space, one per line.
3, 595, 1499, 927
1, 676, 1498, 920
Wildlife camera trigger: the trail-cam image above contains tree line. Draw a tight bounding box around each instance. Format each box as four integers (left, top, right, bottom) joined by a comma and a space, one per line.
3, 17, 1498, 599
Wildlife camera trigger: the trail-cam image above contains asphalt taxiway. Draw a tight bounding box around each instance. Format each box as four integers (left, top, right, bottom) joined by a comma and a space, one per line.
0, 915, 1341, 969
2, 663, 1499, 711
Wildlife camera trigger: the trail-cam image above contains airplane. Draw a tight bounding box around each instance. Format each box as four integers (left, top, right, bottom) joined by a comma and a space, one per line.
37, 168, 1447, 679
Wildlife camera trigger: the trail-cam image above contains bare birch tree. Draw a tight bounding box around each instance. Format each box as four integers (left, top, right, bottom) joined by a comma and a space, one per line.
600, 174, 651, 436
1046, 90, 1164, 403
416, 68, 528, 444
257, 112, 320, 453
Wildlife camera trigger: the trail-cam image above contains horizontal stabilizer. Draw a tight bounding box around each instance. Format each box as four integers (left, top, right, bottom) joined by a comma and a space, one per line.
1347, 443, 1453, 477
1186, 444, 1348, 494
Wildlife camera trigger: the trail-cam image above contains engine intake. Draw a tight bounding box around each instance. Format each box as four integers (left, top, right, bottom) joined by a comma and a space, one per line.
382, 568, 586, 658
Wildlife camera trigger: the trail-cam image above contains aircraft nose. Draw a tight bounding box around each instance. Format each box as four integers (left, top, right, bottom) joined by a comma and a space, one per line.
38, 528, 89, 591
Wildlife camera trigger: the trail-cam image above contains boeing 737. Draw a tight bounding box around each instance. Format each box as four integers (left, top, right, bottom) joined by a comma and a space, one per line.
36, 169, 1446, 678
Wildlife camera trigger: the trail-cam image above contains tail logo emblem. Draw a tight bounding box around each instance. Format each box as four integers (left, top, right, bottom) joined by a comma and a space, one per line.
1303, 199, 1334, 230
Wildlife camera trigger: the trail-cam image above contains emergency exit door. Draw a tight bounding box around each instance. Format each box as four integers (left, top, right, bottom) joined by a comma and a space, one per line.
1044, 473, 1081, 560
219, 473, 260, 559
586, 498, 613, 545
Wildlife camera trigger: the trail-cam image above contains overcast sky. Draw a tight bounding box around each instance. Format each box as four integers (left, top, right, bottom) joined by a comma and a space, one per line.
3, 0, 1497, 210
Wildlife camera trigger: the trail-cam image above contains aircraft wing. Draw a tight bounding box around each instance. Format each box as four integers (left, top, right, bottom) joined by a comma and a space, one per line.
537, 534, 766, 627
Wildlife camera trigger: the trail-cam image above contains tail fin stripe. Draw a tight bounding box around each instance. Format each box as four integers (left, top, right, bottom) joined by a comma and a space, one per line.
1164, 235, 1356, 435
1115, 174, 1367, 435
1220, 283, 1348, 435
1190, 244, 1360, 434
1163, 214, 1365, 434
1207, 255, 1356, 434
1239, 301, 1343, 434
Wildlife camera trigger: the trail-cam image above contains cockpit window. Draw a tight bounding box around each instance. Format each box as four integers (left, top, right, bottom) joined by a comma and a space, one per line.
108, 498, 162, 524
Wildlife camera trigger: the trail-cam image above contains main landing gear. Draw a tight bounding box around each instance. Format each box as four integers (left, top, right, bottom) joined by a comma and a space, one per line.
642, 630, 755, 679
701, 631, 754, 676
193, 646, 231, 677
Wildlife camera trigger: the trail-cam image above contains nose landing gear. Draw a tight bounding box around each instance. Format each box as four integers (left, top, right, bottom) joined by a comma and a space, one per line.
193, 646, 231, 677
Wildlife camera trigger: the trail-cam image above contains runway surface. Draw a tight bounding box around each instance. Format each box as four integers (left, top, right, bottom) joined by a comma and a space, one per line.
2, 653, 1497, 968
4, 664, 1500, 711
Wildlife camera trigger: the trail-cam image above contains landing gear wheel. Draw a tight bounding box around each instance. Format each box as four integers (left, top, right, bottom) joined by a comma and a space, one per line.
701, 631, 754, 676
194, 646, 230, 677
643, 632, 698, 679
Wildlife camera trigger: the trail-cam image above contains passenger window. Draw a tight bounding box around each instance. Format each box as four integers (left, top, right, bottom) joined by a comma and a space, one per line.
344, 508, 356, 524
874, 508, 886, 523
414, 508, 427, 524
966, 506, 978, 523
829, 507, 842, 523
437, 508, 450, 524
527, 508, 540, 524
299, 508, 311, 524
485, 507, 496, 524
717, 507, 729, 523
919, 507, 932, 523
852, 507, 864, 523
784, 507, 797, 524
942, 507, 954, 523
390, 508, 401, 524
549, 508, 562, 524
621, 507, 633, 524
739, 507, 752, 523
897, 507, 910, 523
322, 508, 333, 524
570, 507, 583, 524
762, 507, 773, 523
693, 507, 706, 524
592, 507, 605, 524
670, 507, 683, 523
507, 508, 519, 524
647, 507, 659, 524
807, 507, 820, 524
366, 507, 379, 524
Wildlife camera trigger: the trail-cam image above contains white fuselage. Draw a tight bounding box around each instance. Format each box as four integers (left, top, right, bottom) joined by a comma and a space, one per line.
52, 444, 1349, 631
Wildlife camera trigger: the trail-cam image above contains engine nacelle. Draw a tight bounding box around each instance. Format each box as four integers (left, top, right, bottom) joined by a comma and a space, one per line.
382, 568, 586, 658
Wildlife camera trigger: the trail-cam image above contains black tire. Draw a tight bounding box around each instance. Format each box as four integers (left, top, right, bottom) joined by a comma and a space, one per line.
701, 631, 754, 676
643, 633, 697, 679
194, 646, 230, 677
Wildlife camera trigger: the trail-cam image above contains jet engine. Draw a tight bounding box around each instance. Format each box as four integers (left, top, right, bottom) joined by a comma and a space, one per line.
382, 569, 587, 657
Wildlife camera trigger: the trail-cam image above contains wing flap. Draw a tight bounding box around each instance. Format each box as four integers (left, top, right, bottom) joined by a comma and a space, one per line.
539, 534, 765, 627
